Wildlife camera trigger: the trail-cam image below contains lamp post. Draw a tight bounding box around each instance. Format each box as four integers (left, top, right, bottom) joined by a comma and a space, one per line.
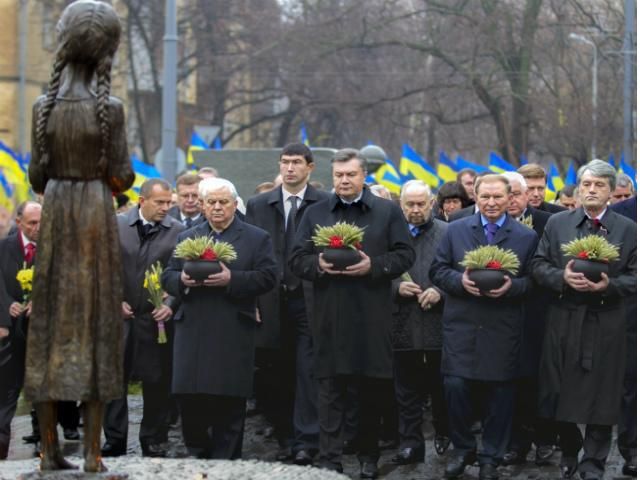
161, 0, 178, 181
569, 33, 598, 161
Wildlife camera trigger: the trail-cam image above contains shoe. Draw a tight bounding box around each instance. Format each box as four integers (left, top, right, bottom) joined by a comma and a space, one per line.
360, 461, 378, 479
535, 445, 554, 465
378, 438, 398, 450
22, 433, 40, 444
0, 442, 7, 460
623, 459, 637, 477
392, 446, 425, 465
318, 461, 343, 473
293, 449, 313, 466
445, 453, 476, 478
141, 443, 167, 458
435, 436, 451, 456
63, 428, 80, 441
100, 442, 126, 457
560, 456, 578, 478
479, 463, 499, 480
502, 449, 527, 465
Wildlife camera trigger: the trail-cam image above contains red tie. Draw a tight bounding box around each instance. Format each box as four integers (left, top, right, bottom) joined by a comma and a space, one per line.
25, 243, 36, 264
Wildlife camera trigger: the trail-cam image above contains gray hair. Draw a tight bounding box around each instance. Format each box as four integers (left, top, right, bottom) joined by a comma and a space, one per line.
501, 172, 527, 191
331, 148, 368, 173
616, 173, 635, 193
198, 177, 238, 199
577, 159, 617, 191
400, 179, 432, 199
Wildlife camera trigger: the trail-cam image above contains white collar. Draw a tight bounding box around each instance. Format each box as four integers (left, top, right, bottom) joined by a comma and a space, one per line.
282, 185, 307, 203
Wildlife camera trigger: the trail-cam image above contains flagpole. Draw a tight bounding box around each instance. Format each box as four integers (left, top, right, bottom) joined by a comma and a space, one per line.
161, 0, 178, 181
18, 0, 28, 155
623, 0, 635, 166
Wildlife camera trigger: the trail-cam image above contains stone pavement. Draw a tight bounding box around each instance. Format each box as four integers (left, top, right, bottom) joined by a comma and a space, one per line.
1, 395, 632, 479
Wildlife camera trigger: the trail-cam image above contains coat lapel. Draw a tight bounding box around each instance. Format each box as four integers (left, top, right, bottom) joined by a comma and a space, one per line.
492, 216, 513, 246
470, 214, 488, 246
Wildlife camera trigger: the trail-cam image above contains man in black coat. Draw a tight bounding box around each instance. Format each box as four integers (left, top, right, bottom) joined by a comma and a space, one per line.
167, 173, 207, 229
245, 143, 328, 464
391, 180, 450, 465
532, 160, 636, 480
102, 179, 185, 458
430, 175, 539, 480
0, 201, 40, 459
290, 149, 415, 478
517, 164, 566, 214
162, 178, 277, 459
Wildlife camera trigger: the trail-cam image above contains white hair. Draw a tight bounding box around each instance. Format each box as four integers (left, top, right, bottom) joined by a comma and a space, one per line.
400, 179, 432, 199
198, 177, 238, 199
501, 171, 527, 190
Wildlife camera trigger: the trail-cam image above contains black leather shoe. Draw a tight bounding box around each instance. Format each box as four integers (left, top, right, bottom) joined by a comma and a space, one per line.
479, 463, 499, 480
0, 442, 8, 460
623, 459, 637, 477
379, 438, 398, 450
293, 449, 313, 466
360, 461, 378, 479
22, 433, 40, 444
100, 442, 126, 457
392, 446, 425, 465
560, 456, 578, 478
435, 436, 451, 456
502, 449, 527, 465
445, 453, 476, 478
535, 445, 554, 465
63, 428, 80, 441
141, 443, 167, 458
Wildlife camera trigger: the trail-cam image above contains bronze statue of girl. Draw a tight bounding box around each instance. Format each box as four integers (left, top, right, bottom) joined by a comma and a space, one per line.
26, 0, 134, 472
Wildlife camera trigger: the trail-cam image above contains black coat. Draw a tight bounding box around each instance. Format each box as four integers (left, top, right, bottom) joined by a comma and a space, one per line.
521, 206, 552, 239
611, 196, 637, 222
532, 208, 637, 425
289, 188, 415, 379
167, 206, 207, 228
391, 217, 448, 351
162, 218, 277, 397
537, 201, 566, 214
244, 185, 329, 349
429, 214, 539, 381
447, 205, 475, 222
117, 207, 185, 382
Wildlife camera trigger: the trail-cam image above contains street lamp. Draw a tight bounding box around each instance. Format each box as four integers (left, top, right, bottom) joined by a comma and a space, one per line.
569, 33, 598, 161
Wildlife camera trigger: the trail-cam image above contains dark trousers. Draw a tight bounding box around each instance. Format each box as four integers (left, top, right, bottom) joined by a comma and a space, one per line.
444, 375, 514, 466
178, 394, 246, 459
317, 375, 386, 467
558, 422, 613, 478
393, 350, 448, 449
618, 297, 636, 462
508, 376, 556, 453
0, 331, 25, 452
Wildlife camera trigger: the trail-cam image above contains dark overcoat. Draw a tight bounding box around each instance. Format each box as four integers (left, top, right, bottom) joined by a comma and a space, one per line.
531, 208, 637, 425
117, 207, 184, 382
429, 213, 539, 382
161, 218, 277, 398
244, 185, 329, 349
391, 217, 448, 351
289, 189, 415, 379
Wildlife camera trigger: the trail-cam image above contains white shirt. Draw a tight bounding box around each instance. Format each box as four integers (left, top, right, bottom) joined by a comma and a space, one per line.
180, 212, 201, 225
20, 231, 35, 255
138, 208, 154, 226
282, 185, 307, 228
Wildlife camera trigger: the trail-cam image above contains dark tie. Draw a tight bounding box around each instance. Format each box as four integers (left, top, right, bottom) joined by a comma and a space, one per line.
284, 196, 300, 290
185, 217, 193, 229
409, 225, 420, 238
486, 222, 498, 243
588, 217, 607, 236
24, 243, 36, 264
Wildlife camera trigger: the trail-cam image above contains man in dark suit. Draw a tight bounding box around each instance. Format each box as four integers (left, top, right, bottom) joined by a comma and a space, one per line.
502, 172, 552, 237
0, 201, 41, 459
290, 149, 415, 478
430, 174, 539, 480
532, 160, 636, 480
102, 179, 185, 458
162, 178, 277, 459
245, 143, 328, 464
517, 164, 566, 214
167, 173, 206, 229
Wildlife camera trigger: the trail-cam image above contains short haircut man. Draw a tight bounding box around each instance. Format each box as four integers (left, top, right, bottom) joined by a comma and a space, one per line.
610, 173, 635, 205
517, 164, 565, 213
457, 169, 477, 201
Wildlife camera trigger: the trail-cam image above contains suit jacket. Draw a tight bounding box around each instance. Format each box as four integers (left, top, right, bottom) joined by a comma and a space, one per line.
244, 184, 330, 349
611, 196, 637, 223
537, 201, 566, 214
447, 205, 475, 222
167, 206, 207, 229
117, 207, 185, 382
429, 213, 539, 381
162, 218, 277, 397
520, 206, 552, 239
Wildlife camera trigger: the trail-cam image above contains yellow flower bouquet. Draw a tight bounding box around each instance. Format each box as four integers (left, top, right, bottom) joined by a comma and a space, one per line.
144, 261, 167, 344
16, 263, 34, 307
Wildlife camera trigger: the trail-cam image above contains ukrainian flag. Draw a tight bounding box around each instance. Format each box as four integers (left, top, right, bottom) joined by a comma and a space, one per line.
374, 159, 403, 195
564, 162, 577, 185
0, 141, 30, 205
187, 131, 210, 166
455, 156, 490, 174
607, 154, 617, 168
437, 151, 458, 183
213, 136, 222, 150
618, 154, 637, 189
398, 144, 440, 188
0, 169, 14, 210
488, 152, 516, 173
545, 163, 564, 202
125, 154, 163, 202
300, 123, 310, 147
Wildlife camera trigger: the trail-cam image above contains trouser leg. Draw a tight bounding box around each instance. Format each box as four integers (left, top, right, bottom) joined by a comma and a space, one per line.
57, 401, 80, 430
140, 376, 171, 446
103, 396, 128, 446
178, 394, 211, 458
443, 375, 476, 457
425, 350, 448, 438
210, 395, 246, 460
393, 351, 425, 449
0, 383, 20, 453
579, 424, 613, 478
557, 421, 584, 458
317, 376, 345, 468
618, 303, 637, 462
356, 377, 383, 464
479, 380, 515, 466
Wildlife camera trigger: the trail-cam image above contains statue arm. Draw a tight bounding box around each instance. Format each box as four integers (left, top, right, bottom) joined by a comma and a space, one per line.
106, 100, 135, 193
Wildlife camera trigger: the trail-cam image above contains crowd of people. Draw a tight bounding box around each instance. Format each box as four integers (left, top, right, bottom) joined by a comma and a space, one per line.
0, 143, 636, 480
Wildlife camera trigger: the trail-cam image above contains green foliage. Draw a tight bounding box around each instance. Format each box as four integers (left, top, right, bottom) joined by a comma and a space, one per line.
312, 222, 365, 250
561, 234, 620, 262
459, 245, 521, 275
174, 236, 238, 263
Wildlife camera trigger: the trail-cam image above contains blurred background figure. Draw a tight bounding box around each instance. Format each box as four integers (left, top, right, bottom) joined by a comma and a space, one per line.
555, 184, 577, 210
435, 182, 471, 221
456, 169, 477, 203
610, 173, 635, 205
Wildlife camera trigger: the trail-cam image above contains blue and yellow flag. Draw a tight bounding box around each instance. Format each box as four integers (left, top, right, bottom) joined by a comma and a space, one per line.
300, 123, 310, 147
564, 162, 577, 185
125, 154, 163, 202
619, 154, 637, 189
398, 144, 440, 188
0, 141, 30, 206
437, 151, 458, 183
187, 131, 210, 166
607, 154, 617, 169
374, 159, 403, 195
455, 156, 490, 174
213, 136, 222, 150
488, 152, 516, 173
545, 163, 564, 202
0, 169, 14, 210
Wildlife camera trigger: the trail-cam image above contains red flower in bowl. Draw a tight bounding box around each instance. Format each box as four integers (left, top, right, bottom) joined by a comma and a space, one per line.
200, 247, 218, 261
328, 235, 344, 249
577, 250, 590, 260
485, 260, 503, 270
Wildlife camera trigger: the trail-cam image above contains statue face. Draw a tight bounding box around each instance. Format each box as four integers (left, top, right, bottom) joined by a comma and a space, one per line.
202, 188, 237, 231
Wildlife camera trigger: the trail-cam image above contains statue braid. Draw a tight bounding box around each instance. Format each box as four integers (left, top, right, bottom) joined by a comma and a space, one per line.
35, 52, 66, 167
95, 54, 113, 174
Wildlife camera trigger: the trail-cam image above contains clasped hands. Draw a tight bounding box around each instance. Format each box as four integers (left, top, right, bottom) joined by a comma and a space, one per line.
318, 250, 371, 276
563, 259, 609, 292
461, 268, 511, 298
398, 282, 441, 310
122, 301, 173, 323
